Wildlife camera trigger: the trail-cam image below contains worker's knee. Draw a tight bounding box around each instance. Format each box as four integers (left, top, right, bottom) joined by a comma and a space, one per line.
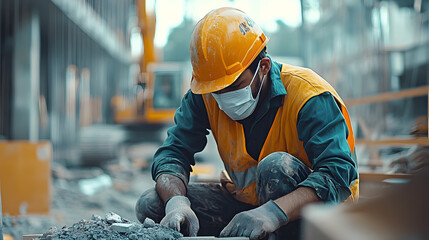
256, 152, 309, 178
256, 152, 311, 204
135, 188, 164, 224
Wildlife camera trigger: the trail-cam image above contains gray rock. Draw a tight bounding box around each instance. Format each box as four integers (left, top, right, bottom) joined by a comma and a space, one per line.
129, 224, 142, 233
91, 214, 102, 222
104, 212, 122, 224
143, 218, 155, 228
128, 233, 138, 240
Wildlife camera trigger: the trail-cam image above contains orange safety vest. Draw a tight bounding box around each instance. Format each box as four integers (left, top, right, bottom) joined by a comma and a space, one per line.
202, 63, 359, 206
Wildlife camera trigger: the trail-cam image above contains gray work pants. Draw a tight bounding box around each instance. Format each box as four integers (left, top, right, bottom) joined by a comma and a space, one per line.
135, 152, 311, 239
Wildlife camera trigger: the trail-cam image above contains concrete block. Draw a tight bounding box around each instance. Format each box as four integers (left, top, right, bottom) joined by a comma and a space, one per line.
110, 223, 135, 233
105, 212, 122, 224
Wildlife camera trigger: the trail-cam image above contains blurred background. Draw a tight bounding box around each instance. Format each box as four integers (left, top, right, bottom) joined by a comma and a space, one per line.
0, 0, 428, 239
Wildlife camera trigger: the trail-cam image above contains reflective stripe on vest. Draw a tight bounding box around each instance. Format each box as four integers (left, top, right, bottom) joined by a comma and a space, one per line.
224, 165, 257, 190
202, 63, 359, 205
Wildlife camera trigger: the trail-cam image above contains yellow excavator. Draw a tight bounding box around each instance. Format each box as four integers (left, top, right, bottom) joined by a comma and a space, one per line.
112, 0, 187, 125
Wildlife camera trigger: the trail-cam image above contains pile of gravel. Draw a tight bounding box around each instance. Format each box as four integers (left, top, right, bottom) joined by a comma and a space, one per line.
36, 212, 182, 240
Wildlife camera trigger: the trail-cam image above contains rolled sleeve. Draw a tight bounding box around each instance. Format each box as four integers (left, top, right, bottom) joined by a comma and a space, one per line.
152, 158, 190, 186
151, 90, 211, 185
297, 92, 358, 203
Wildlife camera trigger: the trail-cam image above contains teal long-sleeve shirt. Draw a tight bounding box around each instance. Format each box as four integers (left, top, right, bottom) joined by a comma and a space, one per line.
152, 60, 358, 203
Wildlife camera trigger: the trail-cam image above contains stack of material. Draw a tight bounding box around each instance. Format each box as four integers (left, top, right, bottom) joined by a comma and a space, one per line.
78, 125, 128, 166
36, 212, 182, 240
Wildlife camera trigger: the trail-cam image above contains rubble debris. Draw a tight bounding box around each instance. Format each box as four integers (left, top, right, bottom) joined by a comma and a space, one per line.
105, 212, 123, 224
79, 174, 113, 196
36, 212, 182, 240
143, 218, 155, 228
52, 164, 105, 180
389, 146, 429, 174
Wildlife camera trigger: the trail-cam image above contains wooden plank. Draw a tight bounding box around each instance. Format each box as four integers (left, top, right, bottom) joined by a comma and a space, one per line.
355, 137, 429, 146
378, 40, 429, 53
359, 172, 411, 182
345, 85, 428, 106
23, 234, 43, 240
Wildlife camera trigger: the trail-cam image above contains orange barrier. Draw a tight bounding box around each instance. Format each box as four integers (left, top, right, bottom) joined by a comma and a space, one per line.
3, 234, 14, 240
0, 141, 51, 216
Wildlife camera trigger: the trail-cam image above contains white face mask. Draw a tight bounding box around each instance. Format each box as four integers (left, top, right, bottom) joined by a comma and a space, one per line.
212, 61, 265, 120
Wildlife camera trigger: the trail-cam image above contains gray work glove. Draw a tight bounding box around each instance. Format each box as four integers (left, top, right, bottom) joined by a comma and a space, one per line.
220, 200, 288, 240
160, 195, 199, 236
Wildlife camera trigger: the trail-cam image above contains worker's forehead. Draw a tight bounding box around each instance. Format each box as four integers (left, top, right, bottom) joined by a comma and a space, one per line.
215, 69, 252, 93
233, 69, 252, 85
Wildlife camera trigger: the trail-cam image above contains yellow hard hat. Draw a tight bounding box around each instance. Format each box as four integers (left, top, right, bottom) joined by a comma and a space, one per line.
190, 7, 269, 94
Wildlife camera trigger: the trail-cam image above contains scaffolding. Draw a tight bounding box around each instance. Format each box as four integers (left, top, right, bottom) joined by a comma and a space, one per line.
301, 0, 429, 169
0, 0, 139, 164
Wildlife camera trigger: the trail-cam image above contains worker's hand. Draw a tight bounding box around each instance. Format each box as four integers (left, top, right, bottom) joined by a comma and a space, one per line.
160, 195, 199, 236
220, 200, 288, 240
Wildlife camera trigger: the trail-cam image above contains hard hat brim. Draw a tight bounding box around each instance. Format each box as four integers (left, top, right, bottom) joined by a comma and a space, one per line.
190, 37, 269, 95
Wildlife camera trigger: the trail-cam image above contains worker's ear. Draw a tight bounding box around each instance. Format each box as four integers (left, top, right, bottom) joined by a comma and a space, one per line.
260, 57, 271, 75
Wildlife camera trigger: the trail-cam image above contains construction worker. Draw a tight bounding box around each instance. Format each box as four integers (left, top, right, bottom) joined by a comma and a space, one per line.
136, 7, 358, 240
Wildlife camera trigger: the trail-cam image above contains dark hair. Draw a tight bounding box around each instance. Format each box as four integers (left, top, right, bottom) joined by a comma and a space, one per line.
247, 47, 267, 74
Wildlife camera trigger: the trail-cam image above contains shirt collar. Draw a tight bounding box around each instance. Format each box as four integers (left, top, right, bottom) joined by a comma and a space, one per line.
267, 57, 287, 107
